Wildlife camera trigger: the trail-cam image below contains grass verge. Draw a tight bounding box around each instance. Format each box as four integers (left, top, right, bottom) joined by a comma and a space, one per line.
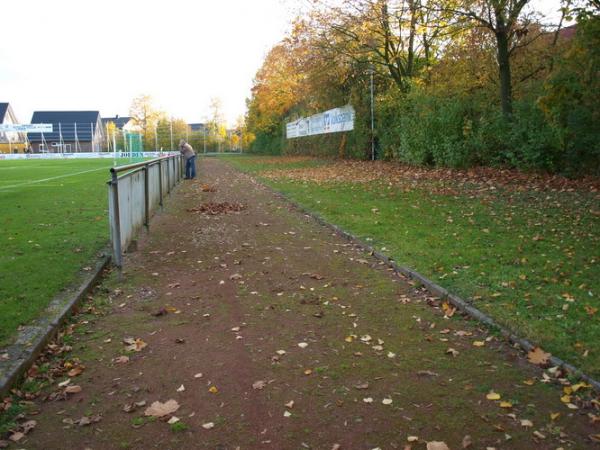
0, 158, 128, 346
220, 155, 600, 378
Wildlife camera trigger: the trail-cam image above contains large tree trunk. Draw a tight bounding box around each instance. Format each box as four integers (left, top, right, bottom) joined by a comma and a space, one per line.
496, 30, 513, 118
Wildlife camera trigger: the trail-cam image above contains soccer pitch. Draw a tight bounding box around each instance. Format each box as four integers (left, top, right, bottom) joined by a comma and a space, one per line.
0, 159, 129, 346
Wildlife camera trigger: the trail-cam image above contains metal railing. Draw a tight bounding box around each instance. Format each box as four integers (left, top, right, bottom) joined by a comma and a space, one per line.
107, 154, 183, 267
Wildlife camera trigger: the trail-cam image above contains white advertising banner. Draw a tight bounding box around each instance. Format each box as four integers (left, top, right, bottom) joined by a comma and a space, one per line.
0, 151, 177, 160
0, 123, 53, 133
286, 105, 354, 139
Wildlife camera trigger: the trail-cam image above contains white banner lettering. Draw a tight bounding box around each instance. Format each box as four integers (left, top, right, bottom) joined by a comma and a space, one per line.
0, 123, 54, 133
286, 106, 354, 139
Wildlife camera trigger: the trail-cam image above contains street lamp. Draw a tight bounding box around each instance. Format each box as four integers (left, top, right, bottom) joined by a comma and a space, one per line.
367, 64, 375, 161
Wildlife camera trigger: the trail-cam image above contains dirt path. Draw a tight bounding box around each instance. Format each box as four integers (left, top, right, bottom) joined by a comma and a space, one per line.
15, 158, 598, 449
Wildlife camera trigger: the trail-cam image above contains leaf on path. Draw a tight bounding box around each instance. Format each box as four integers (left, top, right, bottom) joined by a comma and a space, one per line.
231, 327, 241, 332
285, 400, 294, 408
417, 370, 439, 377
446, 348, 459, 357
382, 398, 393, 405
550, 412, 560, 421
144, 399, 180, 417
58, 378, 71, 387
527, 347, 551, 365
177, 385, 185, 392
499, 401, 512, 408
208, 386, 218, 394
253, 380, 267, 390
276, 350, 286, 355
229, 273, 243, 281
298, 342, 308, 349
520, 419, 533, 428
462, 435, 472, 448
9, 432, 24, 442
486, 391, 501, 400
64, 385, 82, 394
363, 397, 373, 403
387, 351, 396, 358
194, 373, 203, 378
167, 416, 180, 424
123, 337, 147, 352
407, 436, 419, 442
472, 341, 485, 347
354, 382, 369, 390
202, 422, 214, 429
283, 411, 292, 417
427, 442, 449, 450
67, 366, 84, 377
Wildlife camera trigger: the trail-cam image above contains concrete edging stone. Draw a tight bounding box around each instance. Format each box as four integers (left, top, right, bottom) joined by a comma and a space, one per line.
0, 251, 111, 397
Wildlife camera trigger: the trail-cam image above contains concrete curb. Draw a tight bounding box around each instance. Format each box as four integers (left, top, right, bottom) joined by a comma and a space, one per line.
0, 251, 111, 398
261, 183, 600, 392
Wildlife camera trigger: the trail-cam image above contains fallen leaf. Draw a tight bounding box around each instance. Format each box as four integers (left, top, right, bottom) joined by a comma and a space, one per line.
167, 416, 180, 424
208, 386, 218, 394
194, 373, 203, 378
499, 401, 513, 408
202, 422, 214, 430
177, 385, 185, 392
285, 400, 294, 408
446, 348, 459, 357
462, 435, 472, 448
114, 355, 129, 364
427, 442, 449, 450
253, 380, 267, 390
9, 432, 24, 442
486, 391, 501, 400
123, 337, 147, 352
473, 341, 485, 347
550, 412, 560, 421
298, 342, 308, 349
407, 436, 419, 442
363, 397, 373, 403
520, 419, 533, 428
67, 366, 84, 377
527, 347, 551, 365
354, 382, 369, 390
283, 411, 292, 417
65, 385, 82, 394
382, 398, 393, 405
144, 399, 180, 417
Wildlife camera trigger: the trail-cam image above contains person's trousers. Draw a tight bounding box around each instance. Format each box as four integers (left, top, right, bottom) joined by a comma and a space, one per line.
185, 156, 196, 179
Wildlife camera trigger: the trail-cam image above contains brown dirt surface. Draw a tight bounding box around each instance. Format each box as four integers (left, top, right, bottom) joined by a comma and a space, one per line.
8, 158, 599, 450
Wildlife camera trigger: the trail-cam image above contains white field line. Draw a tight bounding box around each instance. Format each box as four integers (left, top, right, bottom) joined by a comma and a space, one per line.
0, 167, 108, 191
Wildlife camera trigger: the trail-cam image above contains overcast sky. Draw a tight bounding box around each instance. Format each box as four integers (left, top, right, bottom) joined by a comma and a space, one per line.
1, 0, 564, 126
1, 0, 295, 126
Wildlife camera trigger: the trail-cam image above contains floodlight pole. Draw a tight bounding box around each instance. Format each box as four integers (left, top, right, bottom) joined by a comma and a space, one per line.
368, 64, 375, 161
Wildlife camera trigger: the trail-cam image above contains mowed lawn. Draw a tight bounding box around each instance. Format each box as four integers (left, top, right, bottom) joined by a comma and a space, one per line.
0, 159, 125, 346
222, 155, 600, 378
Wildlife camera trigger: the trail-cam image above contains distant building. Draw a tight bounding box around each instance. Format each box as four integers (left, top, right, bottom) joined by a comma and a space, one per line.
28, 111, 103, 153
102, 115, 137, 132
188, 123, 207, 133
0, 103, 28, 153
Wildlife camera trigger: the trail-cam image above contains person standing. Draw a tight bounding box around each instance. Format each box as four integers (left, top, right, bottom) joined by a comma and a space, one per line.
179, 139, 196, 179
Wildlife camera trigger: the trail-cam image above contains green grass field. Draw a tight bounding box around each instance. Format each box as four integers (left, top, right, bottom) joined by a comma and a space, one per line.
221, 155, 600, 378
0, 158, 128, 346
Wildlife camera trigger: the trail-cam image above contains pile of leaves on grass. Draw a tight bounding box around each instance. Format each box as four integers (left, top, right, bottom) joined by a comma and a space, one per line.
186, 202, 246, 215
260, 160, 600, 194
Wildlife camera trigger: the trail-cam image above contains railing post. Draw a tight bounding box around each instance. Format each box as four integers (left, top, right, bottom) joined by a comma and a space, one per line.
167, 157, 171, 193
143, 165, 150, 229
158, 160, 163, 207
108, 170, 123, 268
